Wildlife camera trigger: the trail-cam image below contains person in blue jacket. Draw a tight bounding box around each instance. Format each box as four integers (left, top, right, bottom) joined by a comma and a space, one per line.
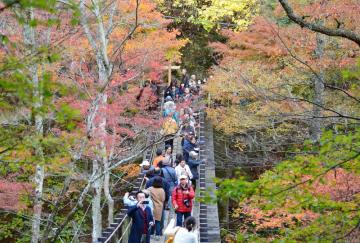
182, 133, 196, 162
187, 151, 202, 190
127, 191, 154, 243
160, 162, 177, 209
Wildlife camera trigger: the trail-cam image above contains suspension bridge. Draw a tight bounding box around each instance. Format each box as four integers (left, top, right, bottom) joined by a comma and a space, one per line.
96, 93, 221, 243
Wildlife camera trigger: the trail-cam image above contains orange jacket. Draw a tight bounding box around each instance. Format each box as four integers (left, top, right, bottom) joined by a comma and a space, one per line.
153, 155, 165, 168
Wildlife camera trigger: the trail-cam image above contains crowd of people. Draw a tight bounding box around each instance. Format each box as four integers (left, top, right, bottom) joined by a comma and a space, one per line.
124, 69, 204, 243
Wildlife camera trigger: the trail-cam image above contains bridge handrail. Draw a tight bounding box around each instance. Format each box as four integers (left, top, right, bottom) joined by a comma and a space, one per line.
102, 160, 153, 243
97, 90, 164, 243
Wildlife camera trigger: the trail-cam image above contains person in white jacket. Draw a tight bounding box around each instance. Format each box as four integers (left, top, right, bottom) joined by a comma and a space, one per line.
175, 159, 193, 184
164, 216, 198, 243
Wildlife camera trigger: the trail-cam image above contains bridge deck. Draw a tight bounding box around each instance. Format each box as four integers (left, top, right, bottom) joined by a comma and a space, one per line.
97, 104, 221, 243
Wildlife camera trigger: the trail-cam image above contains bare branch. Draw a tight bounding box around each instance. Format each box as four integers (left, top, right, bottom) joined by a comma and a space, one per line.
265, 18, 360, 104
50, 133, 174, 240
79, 0, 98, 51
278, 0, 360, 46
110, 0, 140, 60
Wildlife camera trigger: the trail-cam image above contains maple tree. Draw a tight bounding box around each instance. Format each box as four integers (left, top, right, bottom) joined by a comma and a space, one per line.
277, 0, 360, 46
0, 0, 186, 242
1, 0, 360, 242
203, 0, 360, 241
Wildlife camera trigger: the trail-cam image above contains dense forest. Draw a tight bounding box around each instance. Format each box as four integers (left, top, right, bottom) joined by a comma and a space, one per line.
0, 0, 359, 242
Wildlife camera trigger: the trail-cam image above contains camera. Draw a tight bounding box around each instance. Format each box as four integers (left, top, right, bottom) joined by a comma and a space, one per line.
141, 201, 149, 204
183, 199, 190, 208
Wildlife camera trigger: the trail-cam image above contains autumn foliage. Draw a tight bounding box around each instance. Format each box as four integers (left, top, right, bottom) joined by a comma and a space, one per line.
204, 0, 360, 242
0, 0, 186, 241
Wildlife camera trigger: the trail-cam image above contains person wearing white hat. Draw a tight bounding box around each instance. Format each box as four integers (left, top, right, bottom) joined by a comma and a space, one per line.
172, 174, 195, 227
140, 160, 154, 175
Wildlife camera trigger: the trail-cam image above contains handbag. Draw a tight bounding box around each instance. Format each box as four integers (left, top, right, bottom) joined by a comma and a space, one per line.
165, 227, 181, 243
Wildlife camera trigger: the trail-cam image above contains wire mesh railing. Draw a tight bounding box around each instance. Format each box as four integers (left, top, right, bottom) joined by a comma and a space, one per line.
96, 90, 164, 243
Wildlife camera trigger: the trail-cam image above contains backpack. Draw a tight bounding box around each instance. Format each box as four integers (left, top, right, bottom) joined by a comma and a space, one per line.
164, 167, 177, 185
165, 227, 181, 243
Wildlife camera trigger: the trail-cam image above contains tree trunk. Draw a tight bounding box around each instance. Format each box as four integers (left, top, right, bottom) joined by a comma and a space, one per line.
94, 0, 114, 227
99, 93, 114, 225
80, 0, 116, 238
103, 139, 114, 225
310, 31, 325, 143
23, 9, 45, 243
91, 159, 102, 243
29, 56, 45, 243
32, 164, 45, 243
30, 61, 45, 243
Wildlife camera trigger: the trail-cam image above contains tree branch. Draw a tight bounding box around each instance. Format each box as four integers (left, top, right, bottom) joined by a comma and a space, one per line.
269, 151, 360, 197
110, 0, 140, 61
265, 19, 360, 104
0, 0, 19, 12
334, 218, 360, 242
278, 0, 360, 46
49, 132, 174, 241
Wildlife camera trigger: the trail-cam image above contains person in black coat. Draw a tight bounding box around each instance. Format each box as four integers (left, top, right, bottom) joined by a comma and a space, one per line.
127, 191, 154, 243
181, 69, 190, 88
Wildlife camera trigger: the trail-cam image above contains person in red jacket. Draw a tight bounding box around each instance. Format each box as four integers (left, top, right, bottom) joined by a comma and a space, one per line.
172, 175, 195, 226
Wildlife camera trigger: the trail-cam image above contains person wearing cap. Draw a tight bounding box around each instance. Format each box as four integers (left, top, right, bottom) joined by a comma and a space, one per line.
172, 175, 195, 226
140, 160, 154, 175
163, 96, 176, 116
187, 151, 201, 190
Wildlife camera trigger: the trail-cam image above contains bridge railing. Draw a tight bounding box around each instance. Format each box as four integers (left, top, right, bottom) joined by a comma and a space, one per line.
97, 137, 157, 243
197, 108, 221, 243
97, 90, 164, 243
197, 111, 209, 242
96, 90, 218, 243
